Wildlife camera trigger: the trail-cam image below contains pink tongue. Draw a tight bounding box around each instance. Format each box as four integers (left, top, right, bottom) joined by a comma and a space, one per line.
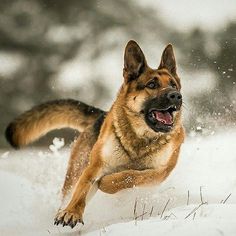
154, 111, 173, 125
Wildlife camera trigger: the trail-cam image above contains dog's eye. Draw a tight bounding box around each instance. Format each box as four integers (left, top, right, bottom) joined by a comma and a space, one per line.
170, 80, 177, 89
146, 80, 157, 89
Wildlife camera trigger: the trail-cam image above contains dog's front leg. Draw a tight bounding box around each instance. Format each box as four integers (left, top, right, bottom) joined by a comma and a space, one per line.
98, 147, 180, 194
98, 168, 168, 194
54, 149, 103, 228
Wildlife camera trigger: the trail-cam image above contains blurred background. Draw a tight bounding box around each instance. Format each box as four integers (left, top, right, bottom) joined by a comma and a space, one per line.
0, 0, 235, 148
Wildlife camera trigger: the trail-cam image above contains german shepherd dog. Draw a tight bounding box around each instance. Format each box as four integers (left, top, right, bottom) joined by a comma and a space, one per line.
5, 40, 184, 228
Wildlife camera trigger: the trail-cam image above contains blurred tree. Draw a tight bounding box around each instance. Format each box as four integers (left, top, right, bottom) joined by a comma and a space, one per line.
0, 0, 168, 147
173, 23, 236, 132
1, 0, 235, 147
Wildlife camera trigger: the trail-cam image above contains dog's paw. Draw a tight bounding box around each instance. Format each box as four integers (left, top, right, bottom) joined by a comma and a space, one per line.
54, 209, 84, 228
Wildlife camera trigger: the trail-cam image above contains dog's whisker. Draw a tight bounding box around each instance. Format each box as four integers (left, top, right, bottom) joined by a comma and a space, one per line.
182, 104, 189, 111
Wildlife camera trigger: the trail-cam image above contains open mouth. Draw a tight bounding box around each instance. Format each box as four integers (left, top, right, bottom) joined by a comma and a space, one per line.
145, 105, 177, 133
143, 91, 182, 133
148, 105, 177, 126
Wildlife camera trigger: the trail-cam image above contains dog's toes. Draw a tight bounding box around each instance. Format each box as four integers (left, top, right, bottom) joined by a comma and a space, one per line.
68, 216, 84, 229
69, 219, 77, 229
80, 219, 84, 225
66, 215, 73, 227
54, 209, 84, 228
54, 211, 65, 225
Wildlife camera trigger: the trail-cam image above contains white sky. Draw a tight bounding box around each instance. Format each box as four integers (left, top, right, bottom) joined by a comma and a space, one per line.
139, 0, 236, 31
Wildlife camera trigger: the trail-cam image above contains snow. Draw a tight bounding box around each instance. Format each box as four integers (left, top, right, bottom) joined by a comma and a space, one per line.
49, 138, 65, 153
0, 130, 236, 236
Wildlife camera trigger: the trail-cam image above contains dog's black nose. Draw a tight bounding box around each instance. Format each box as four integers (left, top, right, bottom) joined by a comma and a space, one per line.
167, 91, 182, 103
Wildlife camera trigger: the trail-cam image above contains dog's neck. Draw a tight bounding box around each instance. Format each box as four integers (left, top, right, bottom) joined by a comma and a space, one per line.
112, 101, 172, 160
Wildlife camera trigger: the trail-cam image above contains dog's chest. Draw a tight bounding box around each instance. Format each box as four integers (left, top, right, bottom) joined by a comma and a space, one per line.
101, 135, 130, 170
149, 143, 174, 169
101, 135, 174, 171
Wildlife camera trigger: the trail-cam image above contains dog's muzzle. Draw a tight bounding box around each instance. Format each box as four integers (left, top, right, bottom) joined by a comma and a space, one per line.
143, 89, 182, 133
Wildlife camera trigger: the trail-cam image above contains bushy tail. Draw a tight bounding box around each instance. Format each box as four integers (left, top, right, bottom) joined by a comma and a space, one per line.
5, 99, 105, 148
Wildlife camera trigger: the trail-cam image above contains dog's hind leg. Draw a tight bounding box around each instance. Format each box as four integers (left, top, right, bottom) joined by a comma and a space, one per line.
61, 126, 98, 199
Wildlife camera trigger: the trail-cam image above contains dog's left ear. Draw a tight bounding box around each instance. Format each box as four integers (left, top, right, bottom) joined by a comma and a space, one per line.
158, 44, 177, 76
123, 40, 147, 82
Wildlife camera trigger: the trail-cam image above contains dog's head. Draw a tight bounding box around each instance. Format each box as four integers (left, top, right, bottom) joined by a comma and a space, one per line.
121, 40, 182, 133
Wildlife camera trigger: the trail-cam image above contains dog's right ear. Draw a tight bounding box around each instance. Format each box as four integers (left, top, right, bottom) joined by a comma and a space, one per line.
123, 40, 147, 83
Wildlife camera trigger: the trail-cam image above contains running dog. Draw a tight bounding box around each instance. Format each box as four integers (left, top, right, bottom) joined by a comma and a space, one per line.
5, 40, 184, 228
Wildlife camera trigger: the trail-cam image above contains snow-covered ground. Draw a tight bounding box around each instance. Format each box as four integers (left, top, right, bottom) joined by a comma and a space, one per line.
0, 130, 236, 236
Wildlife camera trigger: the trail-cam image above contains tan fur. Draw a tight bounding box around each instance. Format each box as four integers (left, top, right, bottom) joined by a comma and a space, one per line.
5, 99, 103, 148
6, 41, 185, 228
61, 125, 98, 197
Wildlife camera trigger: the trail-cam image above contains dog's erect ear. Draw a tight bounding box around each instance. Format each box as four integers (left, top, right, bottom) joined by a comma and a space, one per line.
123, 40, 147, 82
158, 44, 177, 76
